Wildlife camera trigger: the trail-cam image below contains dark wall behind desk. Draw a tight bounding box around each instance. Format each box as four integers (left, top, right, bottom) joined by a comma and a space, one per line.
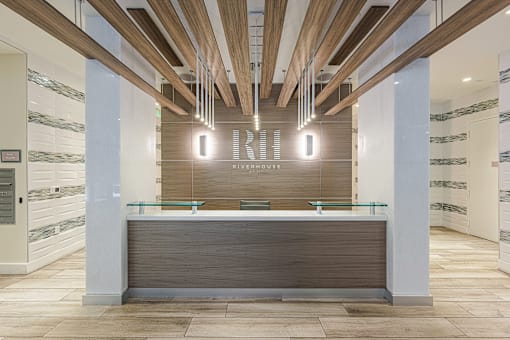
161, 84, 352, 210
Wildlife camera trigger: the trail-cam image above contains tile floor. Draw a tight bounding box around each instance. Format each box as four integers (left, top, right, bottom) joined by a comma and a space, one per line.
0, 227, 509, 338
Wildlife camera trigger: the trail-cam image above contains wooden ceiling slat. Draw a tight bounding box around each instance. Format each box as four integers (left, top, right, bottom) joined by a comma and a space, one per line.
313, 0, 367, 76
0, 0, 187, 115
315, 0, 427, 107
87, 0, 195, 106
127, 8, 183, 67
329, 6, 389, 66
325, 0, 510, 116
217, 0, 252, 115
276, 0, 337, 108
147, 0, 220, 100
260, 0, 287, 99
178, 0, 236, 107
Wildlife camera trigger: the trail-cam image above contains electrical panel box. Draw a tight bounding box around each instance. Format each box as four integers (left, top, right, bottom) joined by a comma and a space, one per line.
0, 168, 15, 224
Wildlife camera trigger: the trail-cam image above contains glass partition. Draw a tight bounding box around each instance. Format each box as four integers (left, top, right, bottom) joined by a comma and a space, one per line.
308, 201, 387, 215
127, 201, 206, 215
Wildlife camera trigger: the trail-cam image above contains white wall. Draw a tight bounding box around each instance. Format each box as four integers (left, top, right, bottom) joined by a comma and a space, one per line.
0, 53, 28, 272
85, 16, 157, 304
429, 86, 498, 233
358, 15, 431, 305
499, 50, 510, 273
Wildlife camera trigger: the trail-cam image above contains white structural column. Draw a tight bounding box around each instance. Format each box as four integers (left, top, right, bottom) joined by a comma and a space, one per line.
499, 50, 510, 274
84, 16, 157, 305
357, 15, 431, 305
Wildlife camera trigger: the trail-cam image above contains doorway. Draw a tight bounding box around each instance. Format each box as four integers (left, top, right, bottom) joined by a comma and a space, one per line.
468, 117, 499, 242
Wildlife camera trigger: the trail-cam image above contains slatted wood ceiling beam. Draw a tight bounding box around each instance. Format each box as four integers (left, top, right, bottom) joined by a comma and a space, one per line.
313, 0, 367, 77
146, 0, 219, 100
0, 0, 188, 115
87, 0, 195, 106
260, 0, 287, 99
329, 6, 389, 66
276, 0, 336, 108
315, 0, 427, 107
217, 0, 252, 115
325, 0, 510, 116
178, 0, 236, 107
127, 8, 183, 67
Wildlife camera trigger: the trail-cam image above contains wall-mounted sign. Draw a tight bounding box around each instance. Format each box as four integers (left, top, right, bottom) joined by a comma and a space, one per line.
0, 150, 21, 163
232, 129, 281, 174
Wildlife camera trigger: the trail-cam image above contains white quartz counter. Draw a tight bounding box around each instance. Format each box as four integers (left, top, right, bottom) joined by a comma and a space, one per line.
127, 210, 387, 221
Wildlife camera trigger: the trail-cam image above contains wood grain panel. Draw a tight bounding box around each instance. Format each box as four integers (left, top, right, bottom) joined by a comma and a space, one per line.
260, 0, 287, 98
127, 8, 183, 66
315, 0, 426, 107
325, 0, 510, 116
276, 0, 336, 107
329, 6, 389, 66
178, 0, 236, 107
217, 0, 253, 115
160, 123, 192, 160
128, 220, 386, 288
0, 0, 188, 115
321, 161, 352, 198
87, 0, 196, 106
312, 0, 366, 76
320, 123, 352, 159
161, 161, 192, 199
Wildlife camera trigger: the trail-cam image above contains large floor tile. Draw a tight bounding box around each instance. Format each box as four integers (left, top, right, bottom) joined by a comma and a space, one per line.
0, 288, 74, 301
61, 288, 85, 301
186, 317, 325, 337
430, 278, 510, 288
344, 302, 470, 317
457, 301, 510, 317
319, 317, 464, 338
0, 301, 105, 317
449, 317, 510, 337
226, 302, 348, 317
430, 288, 503, 301
51, 269, 85, 279
6, 278, 85, 289
0, 277, 21, 288
103, 302, 227, 318
45, 317, 191, 338
430, 269, 509, 279
0, 317, 61, 337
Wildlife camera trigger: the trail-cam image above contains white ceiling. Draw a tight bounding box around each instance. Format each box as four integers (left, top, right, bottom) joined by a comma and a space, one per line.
429, 1, 510, 104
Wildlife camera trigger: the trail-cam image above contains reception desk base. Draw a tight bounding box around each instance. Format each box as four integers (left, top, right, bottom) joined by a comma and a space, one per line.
127, 210, 387, 300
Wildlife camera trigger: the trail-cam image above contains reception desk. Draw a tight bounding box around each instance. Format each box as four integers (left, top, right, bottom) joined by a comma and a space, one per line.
127, 210, 387, 299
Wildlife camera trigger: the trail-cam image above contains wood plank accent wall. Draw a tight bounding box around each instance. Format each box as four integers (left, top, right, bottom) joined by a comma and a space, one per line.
128, 220, 386, 288
161, 84, 352, 210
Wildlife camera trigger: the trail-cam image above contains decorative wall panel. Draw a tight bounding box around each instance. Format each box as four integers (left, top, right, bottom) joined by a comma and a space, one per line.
161, 84, 352, 209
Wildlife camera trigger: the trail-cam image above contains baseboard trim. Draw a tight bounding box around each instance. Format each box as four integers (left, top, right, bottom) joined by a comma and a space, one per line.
128, 288, 387, 300
82, 290, 128, 305
0, 240, 85, 275
0, 262, 28, 274
499, 259, 510, 274
385, 290, 433, 306
27, 240, 85, 273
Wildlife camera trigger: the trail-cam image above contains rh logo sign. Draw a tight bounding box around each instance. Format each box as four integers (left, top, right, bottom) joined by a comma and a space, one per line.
232, 129, 280, 160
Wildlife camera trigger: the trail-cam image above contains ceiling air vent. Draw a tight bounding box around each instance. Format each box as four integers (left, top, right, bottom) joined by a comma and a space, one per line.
316, 72, 333, 83
179, 73, 196, 83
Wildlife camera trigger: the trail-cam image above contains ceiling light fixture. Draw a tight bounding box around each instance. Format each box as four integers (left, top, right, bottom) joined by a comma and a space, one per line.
462, 77, 472, 82
506, 9, 510, 15
297, 55, 316, 130
394, 81, 400, 85
195, 53, 215, 130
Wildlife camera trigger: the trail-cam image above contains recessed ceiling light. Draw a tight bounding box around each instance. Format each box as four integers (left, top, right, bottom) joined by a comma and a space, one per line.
506, 9, 510, 15
394, 81, 400, 85
462, 77, 472, 83
354, 103, 360, 108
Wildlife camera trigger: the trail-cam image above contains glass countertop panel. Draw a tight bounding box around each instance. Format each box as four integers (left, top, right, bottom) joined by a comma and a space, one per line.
127, 201, 206, 207
308, 201, 388, 207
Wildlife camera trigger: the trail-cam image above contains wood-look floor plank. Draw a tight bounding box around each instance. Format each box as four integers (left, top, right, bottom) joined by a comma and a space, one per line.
226, 302, 348, 317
